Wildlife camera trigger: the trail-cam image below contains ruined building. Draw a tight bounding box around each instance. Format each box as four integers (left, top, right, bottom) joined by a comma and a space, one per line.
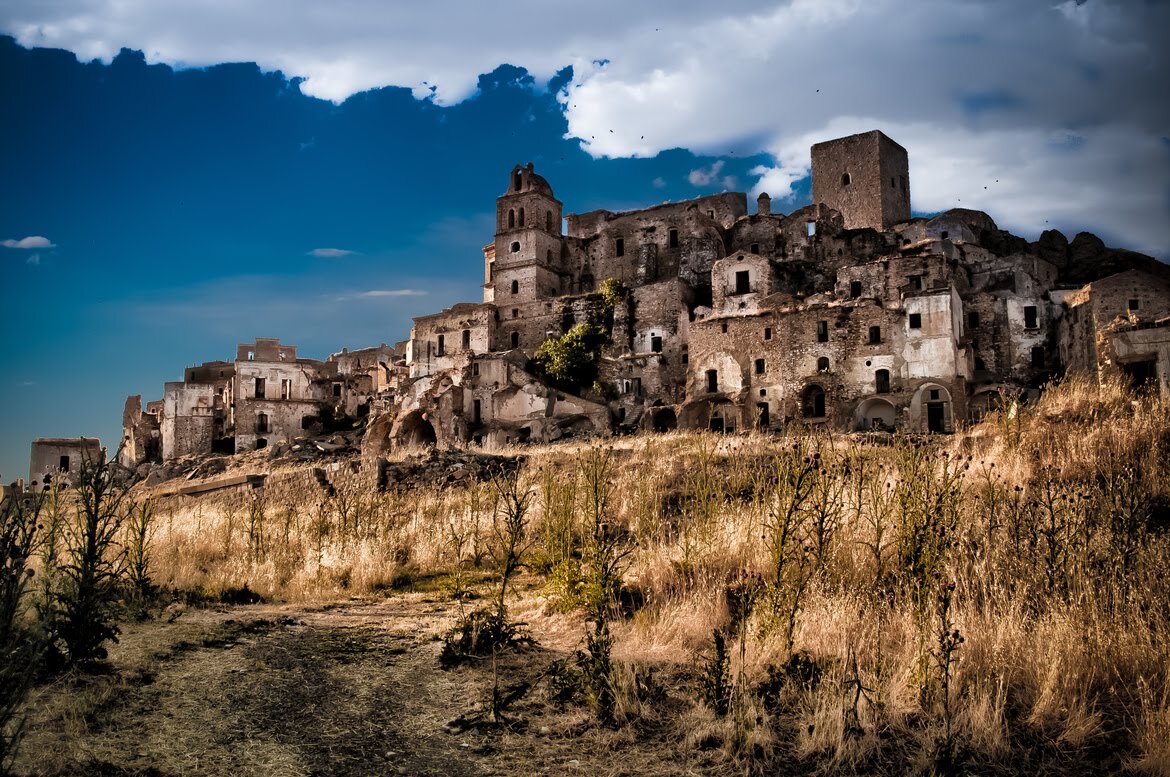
118, 130, 1170, 463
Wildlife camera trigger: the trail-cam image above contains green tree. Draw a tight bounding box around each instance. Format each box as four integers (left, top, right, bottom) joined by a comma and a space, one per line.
534, 322, 608, 393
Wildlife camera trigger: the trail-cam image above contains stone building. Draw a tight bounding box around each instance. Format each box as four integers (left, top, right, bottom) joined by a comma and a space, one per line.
29, 437, 102, 489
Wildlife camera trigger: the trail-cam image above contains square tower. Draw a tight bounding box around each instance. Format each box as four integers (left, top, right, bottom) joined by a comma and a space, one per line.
811, 130, 910, 231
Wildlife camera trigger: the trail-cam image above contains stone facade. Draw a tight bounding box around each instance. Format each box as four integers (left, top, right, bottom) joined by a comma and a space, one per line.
29, 437, 102, 489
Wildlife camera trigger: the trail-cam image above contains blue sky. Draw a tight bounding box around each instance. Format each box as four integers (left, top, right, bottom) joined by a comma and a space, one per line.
1, 0, 1168, 480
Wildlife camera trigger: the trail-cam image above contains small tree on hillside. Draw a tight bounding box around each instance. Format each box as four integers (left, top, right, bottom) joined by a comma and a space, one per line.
534, 322, 608, 394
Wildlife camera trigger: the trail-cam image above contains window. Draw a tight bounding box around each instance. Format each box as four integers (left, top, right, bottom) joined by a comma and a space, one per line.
708, 210, 715, 219
59, 455, 70, 471
802, 385, 826, 418
510, 241, 520, 253
278, 351, 286, 361
1129, 298, 1140, 311
254, 377, 266, 399
817, 320, 829, 342
735, 270, 750, 295
909, 275, 922, 290
817, 356, 830, 372
850, 280, 862, 298
472, 362, 480, 376
514, 171, 522, 190
247, 351, 255, 361
706, 369, 718, 393
511, 308, 518, 318
806, 221, 816, 237
757, 403, 770, 428
909, 313, 922, 329
1031, 346, 1045, 368
968, 311, 980, 329
473, 399, 482, 424
508, 209, 515, 228
333, 383, 342, 397
518, 207, 525, 227
651, 335, 662, 353
940, 230, 949, 240
437, 335, 445, 356
510, 332, 520, 348
682, 345, 689, 365
488, 262, 495, 282
669, 228, 679, 248
256, 412, 269, 433
1024, 305, 1038, 329
760, 388, 767, 396
764, 327, 772, 341
869, 326, 882, 344
281, 378, 292, 399
615, 238, 624, 257
876, 369, 890, 394
841, 172, 851, 186
511, 280, 519, 295
750, 243, 759, 254
930, 389, 940, 401
462, 330, 471, 349
755, 358, 765, 375
721, 322, 728, 333
890, 177, 895, 188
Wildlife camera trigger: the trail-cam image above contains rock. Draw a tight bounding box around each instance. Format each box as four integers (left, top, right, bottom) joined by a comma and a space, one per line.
1033, 229, 1069, 270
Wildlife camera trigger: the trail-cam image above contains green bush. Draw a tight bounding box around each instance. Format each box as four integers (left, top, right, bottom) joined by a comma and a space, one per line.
534, 322, 608, 393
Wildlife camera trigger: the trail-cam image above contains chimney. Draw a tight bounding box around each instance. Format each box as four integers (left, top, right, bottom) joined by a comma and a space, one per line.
757, 192, 771, 216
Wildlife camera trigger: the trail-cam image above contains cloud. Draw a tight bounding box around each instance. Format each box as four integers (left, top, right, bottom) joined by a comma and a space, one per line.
687, 160, 725, 187
3, 0, 1168, 253
308, 247, 357, 258
2, 235, 55, 249
25, 254, 40, 265
651, 177, 666, 189
336, 289, 428, 300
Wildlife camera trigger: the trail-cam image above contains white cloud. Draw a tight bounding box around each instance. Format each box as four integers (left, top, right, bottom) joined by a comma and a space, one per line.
336, 289, 428, 301
25, 254, 40, 265
651, 177, 666, 189
2, 235, 55, 249
687, 160, 725, 187
3, 0, 1168, 253
308, 247, 357, 258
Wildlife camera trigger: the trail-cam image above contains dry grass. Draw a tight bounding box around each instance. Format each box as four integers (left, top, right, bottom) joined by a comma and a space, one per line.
68, 375, 1170, 774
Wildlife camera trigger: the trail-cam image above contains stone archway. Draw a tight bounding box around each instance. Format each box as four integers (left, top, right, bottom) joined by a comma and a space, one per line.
911, 383, 954, 433
652, 407, 678, 432
855, 397, 897, 431
395, 410, 437, 448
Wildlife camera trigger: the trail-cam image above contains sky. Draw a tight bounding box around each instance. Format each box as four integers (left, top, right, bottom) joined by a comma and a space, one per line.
1, 0, 1168, 480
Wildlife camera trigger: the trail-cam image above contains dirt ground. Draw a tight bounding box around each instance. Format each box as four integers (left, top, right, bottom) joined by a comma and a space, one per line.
14, 587, 728, 777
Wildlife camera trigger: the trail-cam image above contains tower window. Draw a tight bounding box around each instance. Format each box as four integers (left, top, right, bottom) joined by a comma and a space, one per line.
706, 369, 718, 393
510, 241, 520, 253
514, 170, 522, 190
510, 332, 520, 348
518, 207, 525, 227
764, 327, 772, 341
508, 209, 515, 228
437, 334, 445, 356
817, 320, 829, 342
462, 329, 471, 349
1024, 305, 1038, 329
868, 326, 882, 344
876, 369, 890, 394
511, 280, 519, 295
669, 229, 679, 248
735, 270, 750, 295
817, 356, 830, 372
909, 313, 922, 329
841, 172, 851, 186
755, 358, 765, 375
615, 238, 624, 257
850, 280, 862, 298
1128, 298, 1139, 311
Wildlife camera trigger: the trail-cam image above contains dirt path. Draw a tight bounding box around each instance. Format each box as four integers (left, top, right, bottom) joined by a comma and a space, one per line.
15, 594, 716, 777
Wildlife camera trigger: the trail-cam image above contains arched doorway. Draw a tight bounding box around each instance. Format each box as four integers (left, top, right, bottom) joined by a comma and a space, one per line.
912, 384, 953, 433
396, 411, 437, 448
855, 397, 897, 431
801, 384, 826, 419
652, 408, 678, 433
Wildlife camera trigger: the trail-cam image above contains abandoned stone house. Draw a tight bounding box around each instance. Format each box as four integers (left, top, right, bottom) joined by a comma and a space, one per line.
116, 129, 1170, 462
29, 437, 102, 489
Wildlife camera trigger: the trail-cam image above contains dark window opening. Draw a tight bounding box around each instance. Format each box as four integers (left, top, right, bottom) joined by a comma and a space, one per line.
750, 243, 759, 254
462, 329, 471, 349
940, 230, 949, 240
876, 369, 890, 394
974, 357, 986, 371
651, 335, 662, 353
890, 177, 895, 188
669, 229, 679, 248
256, 412, 269, 433
513, 170, 522, 190
764, 327, 772, 341
256, 438, 268, 450
615, 238, 624, 257
472, 362, 480, 376
511, 280, 519, 295
909, 275, 922, 290
721, 322, 728, 333
817, 320, 829, 342
802, 385, 826, 418
850, 280, 862, 298
512, 308, 518, 318
968, 311, 980, 329
510, 332, 520, 348
755, 358, 765, 375
735, 270, 751, 295
1024, 305, 1038, 329
508, 209, 515, 228
333, 383, 342, 397
518, 207, 525, 227
59, 455, 70, 471
254, 377, 265, 399
1129, 298, 1140, 311
488, 262, 495, 281
841, 172, 851, 186
757, 402, 770, 428
473, 399, 482, 424
909, 313, 922, 329
817, 356, 830, 372
437, 334, 445, 356
1031, 346, 1045, 368
510, 241, 520, 253
869, 326, 882, 344
929, 388, 940, 401
706, 369, 718, 393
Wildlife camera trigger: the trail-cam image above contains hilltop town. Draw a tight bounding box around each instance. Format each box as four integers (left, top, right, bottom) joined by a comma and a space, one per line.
28, 130, 1170, 484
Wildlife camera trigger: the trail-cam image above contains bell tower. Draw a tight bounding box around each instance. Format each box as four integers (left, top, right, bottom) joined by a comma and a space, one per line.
486, 163, 564, 305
